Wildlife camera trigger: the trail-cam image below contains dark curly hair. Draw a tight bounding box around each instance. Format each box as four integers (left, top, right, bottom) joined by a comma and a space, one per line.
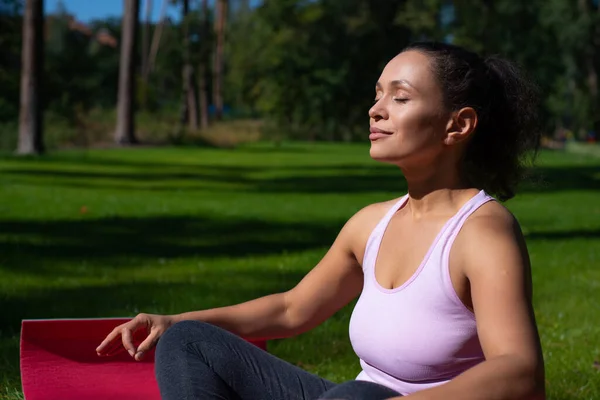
403, 42, 541, 201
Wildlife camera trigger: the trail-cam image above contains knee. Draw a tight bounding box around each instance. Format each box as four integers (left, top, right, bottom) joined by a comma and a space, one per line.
156, 320, 215, 359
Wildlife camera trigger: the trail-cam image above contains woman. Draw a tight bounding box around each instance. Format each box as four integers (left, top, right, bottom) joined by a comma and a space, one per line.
97, 42, 545, 400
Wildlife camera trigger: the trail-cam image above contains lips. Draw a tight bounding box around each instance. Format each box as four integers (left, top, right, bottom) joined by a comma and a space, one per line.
369, 126, 393, 140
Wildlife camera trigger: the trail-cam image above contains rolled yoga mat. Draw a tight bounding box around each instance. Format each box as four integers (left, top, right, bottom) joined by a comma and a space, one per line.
20, 318, 268, 400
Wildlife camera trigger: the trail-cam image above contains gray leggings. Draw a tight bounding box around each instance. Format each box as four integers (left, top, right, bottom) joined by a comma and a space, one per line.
155, 320, 402, 400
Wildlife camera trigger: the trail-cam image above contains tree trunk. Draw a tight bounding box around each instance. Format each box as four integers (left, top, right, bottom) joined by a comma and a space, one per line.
198, 0, 209, 129
577, 0, 599, 135
180, 0, 199, 130
593, 0, 600, 133
148, 0, 167, 75
213, 0, 227, 121
141, 0, 152, 81
17, 0, 44, 155
186, 66, 199, 130
115, 0, 140, 144
581, 0, 599, 100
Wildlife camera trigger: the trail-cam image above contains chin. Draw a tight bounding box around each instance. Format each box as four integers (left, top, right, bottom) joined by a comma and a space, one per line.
369, 145, 404, 164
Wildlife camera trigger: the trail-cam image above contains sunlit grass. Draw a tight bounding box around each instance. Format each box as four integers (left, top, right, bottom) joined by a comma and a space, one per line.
0, 143, 599, 399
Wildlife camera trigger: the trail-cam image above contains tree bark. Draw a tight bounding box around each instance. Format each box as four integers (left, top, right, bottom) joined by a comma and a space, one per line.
115, 0, 140, 144
141, 0, 152, 81
185, 66, 199, 130
213, 0, 227, 121
592, 0, 600, 132
180, 0, 199, 130
17, 0, 44, 155
148, 0, 167, 75
579, 0, 600, 133
198, 0, 210, 129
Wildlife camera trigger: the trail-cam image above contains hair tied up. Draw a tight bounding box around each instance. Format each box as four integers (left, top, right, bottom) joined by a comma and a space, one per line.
404, 42, 542, 201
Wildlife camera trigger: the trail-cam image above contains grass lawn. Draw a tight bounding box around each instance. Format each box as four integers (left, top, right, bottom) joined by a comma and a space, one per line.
0, 142, 599, 399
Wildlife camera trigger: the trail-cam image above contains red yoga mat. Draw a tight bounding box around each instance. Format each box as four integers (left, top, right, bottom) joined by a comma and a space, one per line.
20, 318, 268, 400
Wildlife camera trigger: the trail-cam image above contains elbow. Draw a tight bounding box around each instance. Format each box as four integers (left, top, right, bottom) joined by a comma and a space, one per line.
518, 361, 546, 400
524, 378, 545, 400
530, 372, 546, 400
282, 290, 318, 336
281, 290, 305, 334
489, 354, 546, 400
529, 356, 546, 400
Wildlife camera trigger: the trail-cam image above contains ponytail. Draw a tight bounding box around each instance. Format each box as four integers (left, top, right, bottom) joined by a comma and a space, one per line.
404, 42, 541, 201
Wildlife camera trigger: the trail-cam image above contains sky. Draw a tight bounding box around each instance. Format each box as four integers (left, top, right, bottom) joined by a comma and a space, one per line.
36, 0, 600, 22
44, 0, 182, 23
44, 1, 262, 23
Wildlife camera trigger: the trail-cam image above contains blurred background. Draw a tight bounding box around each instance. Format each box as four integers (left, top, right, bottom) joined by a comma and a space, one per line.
1, 1, 599, 399
1, 0, 599, 149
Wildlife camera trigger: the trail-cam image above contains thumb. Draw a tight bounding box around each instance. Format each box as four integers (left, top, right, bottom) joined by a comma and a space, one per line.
134, 331, 160, 361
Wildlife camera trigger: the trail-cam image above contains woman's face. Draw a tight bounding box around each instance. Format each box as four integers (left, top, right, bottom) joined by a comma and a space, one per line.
369, 50, 451, 167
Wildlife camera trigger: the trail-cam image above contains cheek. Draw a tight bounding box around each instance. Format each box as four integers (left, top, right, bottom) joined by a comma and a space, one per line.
391, 106, 445, 146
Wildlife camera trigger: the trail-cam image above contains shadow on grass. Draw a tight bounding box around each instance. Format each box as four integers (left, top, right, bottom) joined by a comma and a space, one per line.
0, 268, 312, 391
521, 166, 600, 193
526, 229, 600, 240
0, 215, 341, 274
1, 156, 598, 194
0, 269, 306, 335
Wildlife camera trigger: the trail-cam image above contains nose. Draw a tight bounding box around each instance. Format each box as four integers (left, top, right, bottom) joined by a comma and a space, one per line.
369, 98, 388, 121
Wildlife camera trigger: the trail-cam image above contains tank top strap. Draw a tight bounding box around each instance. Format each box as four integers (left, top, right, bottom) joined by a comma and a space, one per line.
411, 190, 495, 269
437, 190, 496, 310
442, 190, 495, 236
362, 195, 409, 270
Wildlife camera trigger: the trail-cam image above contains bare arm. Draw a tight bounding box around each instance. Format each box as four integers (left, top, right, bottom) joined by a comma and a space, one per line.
396, 211, 545, 400
173, 204, 382, 340
98, 203, 385, 359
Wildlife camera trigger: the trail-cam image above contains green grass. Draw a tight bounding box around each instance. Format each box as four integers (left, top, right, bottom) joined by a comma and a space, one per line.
566, 142, 600, 158
0, 143, 599, 399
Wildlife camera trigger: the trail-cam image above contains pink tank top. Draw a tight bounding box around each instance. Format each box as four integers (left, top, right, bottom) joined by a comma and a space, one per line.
349, 190, 494, 395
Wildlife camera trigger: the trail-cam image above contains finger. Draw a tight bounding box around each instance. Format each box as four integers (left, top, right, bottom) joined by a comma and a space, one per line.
96, 327, 122, 355
122, 328, 137, 357
104, 337, 129, 357
134, 331, 160, 361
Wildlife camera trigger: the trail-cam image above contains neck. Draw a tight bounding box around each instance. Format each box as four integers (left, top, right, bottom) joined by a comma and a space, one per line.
399, 158, 475, 218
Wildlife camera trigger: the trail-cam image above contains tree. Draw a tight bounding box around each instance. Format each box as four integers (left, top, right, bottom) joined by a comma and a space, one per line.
434, 0, 564, 134
115, 0, 140, 144
17, 0, 44, 154
141, 0, 152, 81
0, 0, 24, 124
226, 0, 409, 140
577, 0, 600, 134
198, 0, 210, 129
213, 0, 227, 120
147, 0, 167, 75
181, 0, 199, 130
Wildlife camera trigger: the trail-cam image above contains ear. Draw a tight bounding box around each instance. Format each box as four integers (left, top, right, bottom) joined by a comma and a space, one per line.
444, 107, 478, 146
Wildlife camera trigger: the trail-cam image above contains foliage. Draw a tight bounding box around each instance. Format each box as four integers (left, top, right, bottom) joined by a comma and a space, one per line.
224, 0, 600, 140
1, 0, 599, 148
0, 144, 599, 399
0, 0, 23, 122
445, 0, 599, 137
44, 7, 114, 120
227, 0, 410, 141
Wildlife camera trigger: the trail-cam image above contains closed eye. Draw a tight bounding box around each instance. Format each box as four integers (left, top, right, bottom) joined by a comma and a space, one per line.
393, 98, 409, 103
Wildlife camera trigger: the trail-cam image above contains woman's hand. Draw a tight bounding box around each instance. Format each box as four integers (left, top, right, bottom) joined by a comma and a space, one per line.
96, 313, 177, 361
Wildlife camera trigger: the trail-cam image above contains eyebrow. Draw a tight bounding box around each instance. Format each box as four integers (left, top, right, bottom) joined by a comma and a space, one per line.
375, 79, 417, 91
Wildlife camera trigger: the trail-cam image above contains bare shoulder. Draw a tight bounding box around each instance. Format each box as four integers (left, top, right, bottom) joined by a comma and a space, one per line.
341, 197, 404, 261
455, 200, 529, 278
460, 200, 522, 242
349, 198, 398, 225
